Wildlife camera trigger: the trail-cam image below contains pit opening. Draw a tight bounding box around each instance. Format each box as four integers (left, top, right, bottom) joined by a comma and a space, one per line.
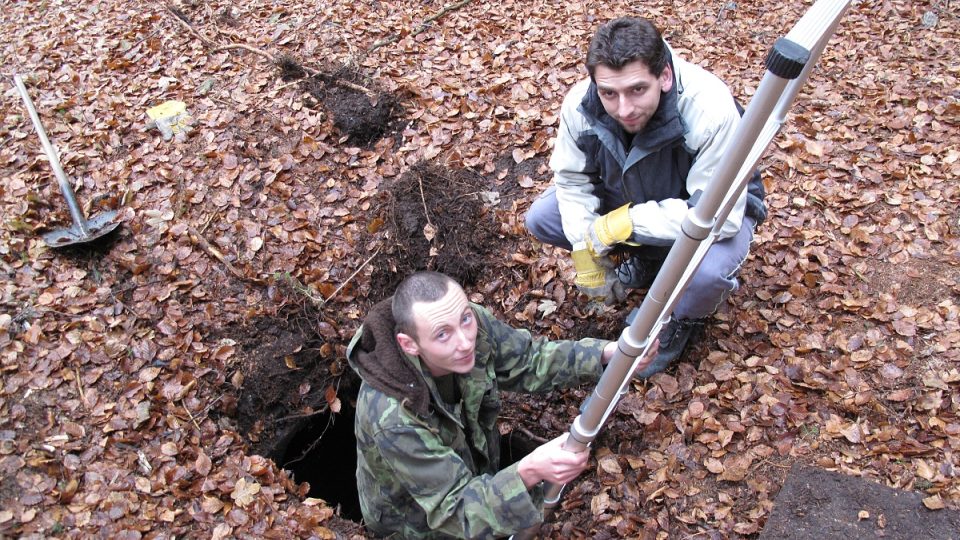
281, 402, 361, 522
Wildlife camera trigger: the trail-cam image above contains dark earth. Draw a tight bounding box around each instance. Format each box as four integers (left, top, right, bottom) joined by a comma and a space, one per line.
278, 57, 406, 148
759, 465, 960, 540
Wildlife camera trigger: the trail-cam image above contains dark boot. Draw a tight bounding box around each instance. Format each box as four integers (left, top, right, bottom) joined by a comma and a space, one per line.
633, 317, 703, 378
616, 255, 663, 289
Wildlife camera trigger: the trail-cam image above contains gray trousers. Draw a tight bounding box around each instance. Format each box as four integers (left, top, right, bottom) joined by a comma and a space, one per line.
525, 186, 755, 320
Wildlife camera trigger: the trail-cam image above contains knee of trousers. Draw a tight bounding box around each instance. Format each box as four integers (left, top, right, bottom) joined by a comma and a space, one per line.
524, 202, 570, 249
675, 271, 739, 319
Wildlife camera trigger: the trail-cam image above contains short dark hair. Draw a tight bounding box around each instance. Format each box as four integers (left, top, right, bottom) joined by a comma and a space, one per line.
586, 17, 668, 78
392, 271, 458, 338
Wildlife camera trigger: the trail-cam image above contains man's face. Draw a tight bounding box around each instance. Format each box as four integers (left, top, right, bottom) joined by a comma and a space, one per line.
594, 60, 673, 134
396, 285, 478, 377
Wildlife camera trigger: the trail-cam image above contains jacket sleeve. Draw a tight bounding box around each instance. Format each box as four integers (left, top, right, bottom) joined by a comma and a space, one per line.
550, 79, 602, 248
373, 422, 542, 539
630, 57, 746, 242
474, 305, 606, 392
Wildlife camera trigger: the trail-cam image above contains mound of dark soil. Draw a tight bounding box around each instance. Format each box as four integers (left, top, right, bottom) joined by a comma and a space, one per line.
368, 163, 501, 301
759, 465, 960, 539
276, 56, 405, 147
308, 74, 404, 146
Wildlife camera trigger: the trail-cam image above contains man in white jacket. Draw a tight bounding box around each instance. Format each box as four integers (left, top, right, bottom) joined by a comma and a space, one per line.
526, 17, 767, 376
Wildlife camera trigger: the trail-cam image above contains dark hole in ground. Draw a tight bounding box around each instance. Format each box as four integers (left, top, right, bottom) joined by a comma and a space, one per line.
220, 293, 367, 529
281, 403, 362, 522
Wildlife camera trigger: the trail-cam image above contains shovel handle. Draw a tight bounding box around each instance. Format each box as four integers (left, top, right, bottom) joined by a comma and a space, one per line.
13, 74, 89, 235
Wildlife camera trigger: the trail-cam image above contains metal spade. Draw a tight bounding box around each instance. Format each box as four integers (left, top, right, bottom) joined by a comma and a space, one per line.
13, 74, 120, 247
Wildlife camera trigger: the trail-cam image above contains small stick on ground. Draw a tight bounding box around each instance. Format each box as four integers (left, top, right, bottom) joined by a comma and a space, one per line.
164, 6, 215, 47
187, 226, 264, 284
368, 0, 475, 53
417, 178, 434, 228
75, 367, 89, 410
332, 78, 377, 99
279, 247, 381, 307
181, 398, 203, 432
297, 62, 378, 98
211, 43, 276, 62
320, 248, 381, 305
516, 426, 548, 445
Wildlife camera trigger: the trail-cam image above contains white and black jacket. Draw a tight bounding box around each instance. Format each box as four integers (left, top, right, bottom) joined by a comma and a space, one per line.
549, 46, 767, 248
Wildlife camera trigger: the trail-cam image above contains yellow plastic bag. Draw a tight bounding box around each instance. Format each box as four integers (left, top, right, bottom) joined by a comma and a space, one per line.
146, 100, 191, 141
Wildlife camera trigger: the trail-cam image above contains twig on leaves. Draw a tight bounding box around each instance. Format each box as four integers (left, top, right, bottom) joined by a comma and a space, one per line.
164, 5, 215, 47
296, 63, 378, 98
211, 43, 275, 62
181, 399, 203, 432
321, 248, 382, 305
276, 273, 326, 304
198, 394, 224, 418
198, 212, 218, 235
274, 406, 330, 423
758, 459, 792, 469
275, 79, 303, 92
123, 27, 163, 60
516, 426, 548, 445
333, 78, 377, 98
368, 0, 475, 53
277, 247, 381, 307
75, 367, 89, 410
187, 226, 263, 284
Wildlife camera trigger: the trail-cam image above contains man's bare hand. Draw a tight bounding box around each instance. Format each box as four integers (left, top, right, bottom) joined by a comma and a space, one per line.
517, 434, 589, 489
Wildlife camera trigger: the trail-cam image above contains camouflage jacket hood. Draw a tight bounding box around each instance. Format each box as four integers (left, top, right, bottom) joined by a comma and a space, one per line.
346, 297, 432, 416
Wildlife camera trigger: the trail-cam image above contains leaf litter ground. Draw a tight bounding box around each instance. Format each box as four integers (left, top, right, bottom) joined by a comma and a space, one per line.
1, 1, 958, 539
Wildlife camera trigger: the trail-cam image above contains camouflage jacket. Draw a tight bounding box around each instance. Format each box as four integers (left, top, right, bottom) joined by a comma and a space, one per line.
346, 300, 608, 539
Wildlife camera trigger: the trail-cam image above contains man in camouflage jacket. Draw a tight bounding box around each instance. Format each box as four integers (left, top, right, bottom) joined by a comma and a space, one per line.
347, 271, 654, 538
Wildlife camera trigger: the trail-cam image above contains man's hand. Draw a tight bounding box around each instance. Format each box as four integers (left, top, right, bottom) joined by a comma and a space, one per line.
571, 248, 626, 305
601, 337, 658, 366
633, 338, 660, 372
586, 203, 633, 258
517, 434, 589, 489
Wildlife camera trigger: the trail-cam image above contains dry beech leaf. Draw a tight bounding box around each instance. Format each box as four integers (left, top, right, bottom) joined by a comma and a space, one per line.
841, 423, 863, 444
922, 494, 945, 510
598, 455, 622, 475
195, 451, 212, 476
211, 523, 232, 540
423, 223, 437, 241
203, 496, 225, 514
231, 478, 261, 508
704, 457, 725, 474
590, 492, 611, 515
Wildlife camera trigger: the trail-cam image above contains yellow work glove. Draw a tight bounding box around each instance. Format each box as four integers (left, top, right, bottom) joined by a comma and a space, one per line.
572, 247, 625, 305
586, 203, 634, 258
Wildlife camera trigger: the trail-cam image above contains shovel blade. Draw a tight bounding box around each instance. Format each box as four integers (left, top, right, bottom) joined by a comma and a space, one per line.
42, 210, 121, 247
